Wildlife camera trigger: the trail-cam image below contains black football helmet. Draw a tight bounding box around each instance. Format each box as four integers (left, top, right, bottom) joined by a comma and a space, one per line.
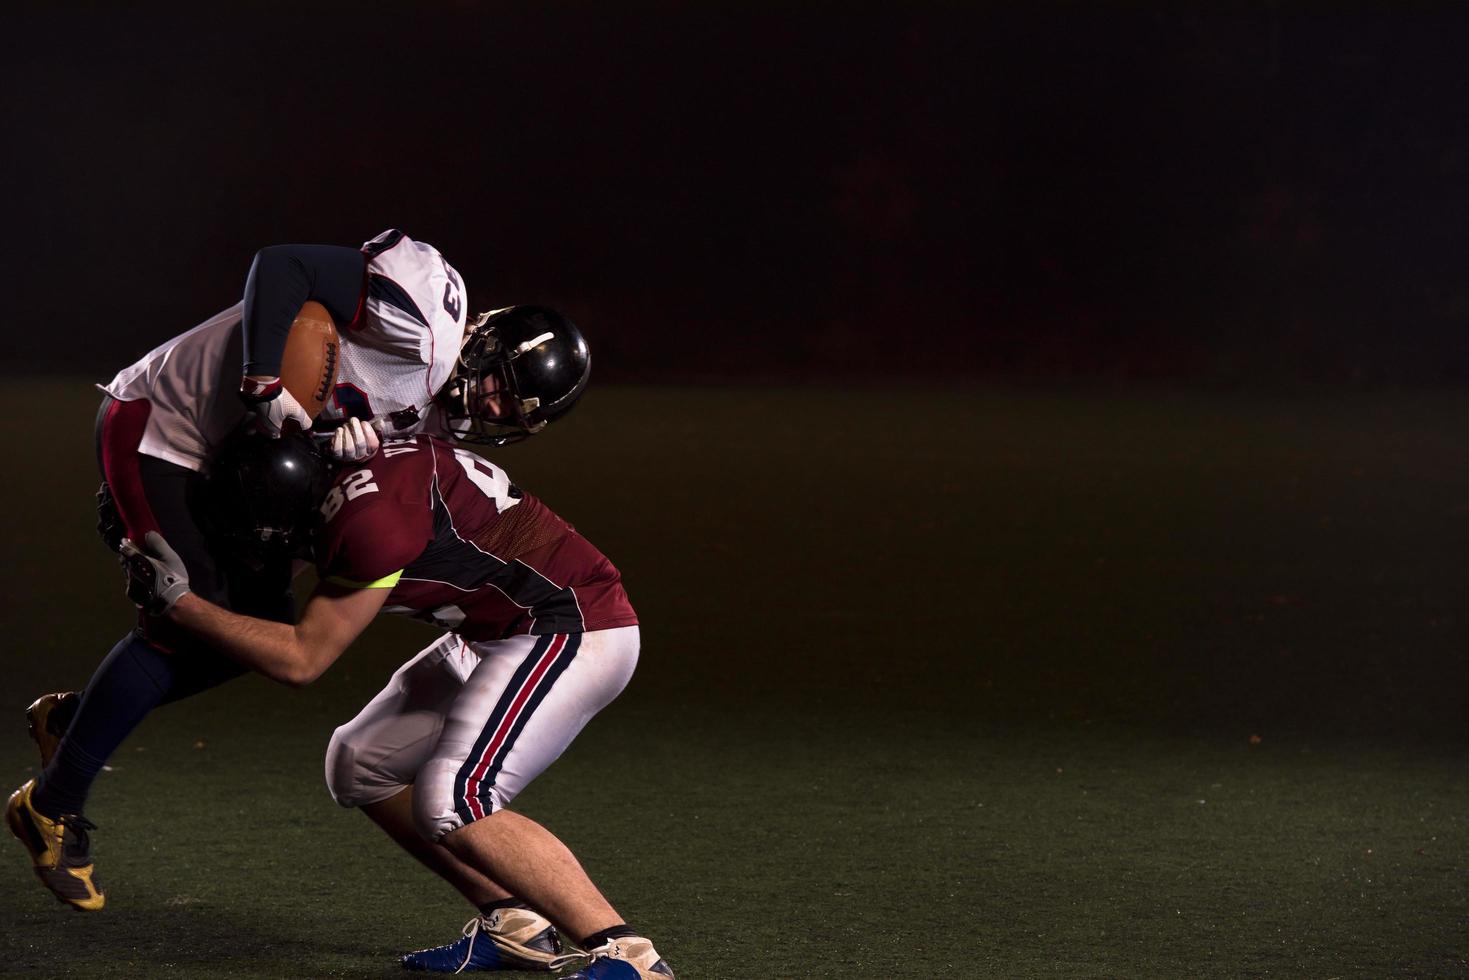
438, 305, 591, 446
200, 431, 334, 563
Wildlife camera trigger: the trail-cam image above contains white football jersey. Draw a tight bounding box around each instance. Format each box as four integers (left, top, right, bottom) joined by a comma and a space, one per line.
101, 230, 468, 471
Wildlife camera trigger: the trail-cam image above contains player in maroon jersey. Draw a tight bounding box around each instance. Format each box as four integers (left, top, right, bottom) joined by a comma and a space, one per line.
120, 431, 673, 979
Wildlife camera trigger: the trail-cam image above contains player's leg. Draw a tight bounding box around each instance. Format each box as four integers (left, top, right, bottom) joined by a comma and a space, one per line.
361, 786, 508, 906
326, 634, 579, 973
327, 633, 509, 906
32, 401, 246, 817
364, 789, 588, 974
436, 809, 619, 943
9, 399, 249, 910
414, 627, 671, 978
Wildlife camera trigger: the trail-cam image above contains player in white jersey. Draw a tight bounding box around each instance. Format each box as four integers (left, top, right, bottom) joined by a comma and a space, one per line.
103, 228, 468, 469
6, 230, 588, 915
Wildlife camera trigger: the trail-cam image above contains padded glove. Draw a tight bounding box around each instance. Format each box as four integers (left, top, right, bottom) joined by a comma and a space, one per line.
240, 375, 312, 437
119, 531, 191, 615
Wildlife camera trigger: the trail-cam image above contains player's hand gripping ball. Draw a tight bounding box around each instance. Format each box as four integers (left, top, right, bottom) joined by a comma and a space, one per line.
241, 300, 341, 437
119, 532, 191, 615
329, 417, 381, 463
240, 377, 313, 437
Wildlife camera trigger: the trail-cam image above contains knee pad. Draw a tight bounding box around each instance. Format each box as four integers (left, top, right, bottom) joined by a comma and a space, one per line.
323, 726, 364, 807
323, 724, 409, 809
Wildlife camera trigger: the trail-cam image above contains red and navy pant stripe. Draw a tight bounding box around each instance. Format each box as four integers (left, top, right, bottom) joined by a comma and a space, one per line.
453, 632, 582, 824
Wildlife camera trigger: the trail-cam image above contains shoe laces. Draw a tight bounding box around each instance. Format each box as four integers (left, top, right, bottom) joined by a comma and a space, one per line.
588, 940, 633, 963
453, 916, 486, 974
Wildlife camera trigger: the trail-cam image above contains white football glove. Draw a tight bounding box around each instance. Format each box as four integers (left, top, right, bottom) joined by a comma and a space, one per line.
240, 375, 313, 438
120, 532, 190, 615
329, 417, 381, 463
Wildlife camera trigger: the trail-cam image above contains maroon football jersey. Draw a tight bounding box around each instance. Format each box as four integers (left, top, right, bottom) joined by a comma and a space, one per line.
315, 435, 637, 641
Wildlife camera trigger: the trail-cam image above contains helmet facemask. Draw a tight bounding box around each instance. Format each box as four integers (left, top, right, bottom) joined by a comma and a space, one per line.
439, 308, 585, 446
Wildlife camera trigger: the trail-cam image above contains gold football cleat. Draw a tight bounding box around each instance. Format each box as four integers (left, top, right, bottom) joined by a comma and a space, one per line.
26, 692, 79, 769
6, 779, 105, 911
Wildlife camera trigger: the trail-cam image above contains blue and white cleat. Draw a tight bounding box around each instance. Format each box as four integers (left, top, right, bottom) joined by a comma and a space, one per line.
563, 937, 674, 980
402, 907, 587, 972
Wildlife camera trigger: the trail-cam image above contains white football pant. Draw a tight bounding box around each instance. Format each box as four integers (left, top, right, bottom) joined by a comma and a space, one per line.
325, 626, 639, 840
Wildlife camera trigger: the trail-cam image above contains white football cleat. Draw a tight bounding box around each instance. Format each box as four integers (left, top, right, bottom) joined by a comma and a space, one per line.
564, 935, 674, 979
401, 906, 587, 972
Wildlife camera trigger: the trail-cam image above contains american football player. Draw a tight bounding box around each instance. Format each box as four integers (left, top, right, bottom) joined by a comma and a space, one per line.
5, 229, 584, 914
120, 426, 671, 979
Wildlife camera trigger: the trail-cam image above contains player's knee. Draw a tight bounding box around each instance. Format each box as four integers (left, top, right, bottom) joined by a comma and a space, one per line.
323, 723, 403, 808
410, 757, 509, 842
249, 244, 293, 277
323, 726, 361, 806
410, 758, 458, 840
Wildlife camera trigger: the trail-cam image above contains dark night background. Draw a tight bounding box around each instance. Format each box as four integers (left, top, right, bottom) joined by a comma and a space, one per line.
4, 2, 1469, 385
2, 6, 1469, 977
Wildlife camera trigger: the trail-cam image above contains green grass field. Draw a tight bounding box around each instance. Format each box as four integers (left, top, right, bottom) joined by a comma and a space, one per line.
0, 381, 1465, 978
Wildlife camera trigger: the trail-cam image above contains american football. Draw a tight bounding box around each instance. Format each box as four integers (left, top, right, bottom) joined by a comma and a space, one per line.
279, 299, 339, 421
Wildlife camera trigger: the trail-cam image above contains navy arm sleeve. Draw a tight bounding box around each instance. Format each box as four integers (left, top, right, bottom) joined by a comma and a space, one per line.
241, 244, 367, 376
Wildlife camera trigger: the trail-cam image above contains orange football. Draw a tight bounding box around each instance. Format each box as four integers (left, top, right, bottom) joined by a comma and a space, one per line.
279, 300, 340, 422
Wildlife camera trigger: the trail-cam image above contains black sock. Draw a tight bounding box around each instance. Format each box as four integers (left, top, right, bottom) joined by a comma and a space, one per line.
478, 898, 531, 916
581, 924, 639, 950
31, 740, 107, 820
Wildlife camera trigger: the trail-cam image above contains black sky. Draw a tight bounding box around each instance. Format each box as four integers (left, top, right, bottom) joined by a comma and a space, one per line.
4, 3, 1468, 382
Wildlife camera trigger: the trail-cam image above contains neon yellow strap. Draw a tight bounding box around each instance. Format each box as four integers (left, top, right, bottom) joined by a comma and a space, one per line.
325, 569, 403, 590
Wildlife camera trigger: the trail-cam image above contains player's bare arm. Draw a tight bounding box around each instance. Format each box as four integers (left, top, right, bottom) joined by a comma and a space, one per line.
172, 584, 389, 687
122, 532, 389, 687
